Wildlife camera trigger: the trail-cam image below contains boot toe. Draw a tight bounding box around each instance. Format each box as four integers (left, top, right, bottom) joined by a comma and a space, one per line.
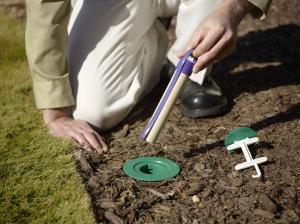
182, 93, 227, 109
180, 93, 228, 118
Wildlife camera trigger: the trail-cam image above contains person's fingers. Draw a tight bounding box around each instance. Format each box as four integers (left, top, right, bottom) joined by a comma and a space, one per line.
96, 134, 108, 153
91, 130, 108, 153
80, 129, 103, 154
192, 26, 225, 58
193, 30, 235, 73
47, 118, 107, 154
72, 141, 81, 147
64, 135, 81, 148
178, 24, 226, 59
76, 123, 103, 153
76, 120, 108, 154
53, 127, 92, 151
90, 132, 107, 155
178, 28, 204, 58
68, 130, 92, 151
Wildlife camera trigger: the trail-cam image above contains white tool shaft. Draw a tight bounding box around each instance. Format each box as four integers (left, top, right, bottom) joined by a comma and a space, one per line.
146, 73, 189, 143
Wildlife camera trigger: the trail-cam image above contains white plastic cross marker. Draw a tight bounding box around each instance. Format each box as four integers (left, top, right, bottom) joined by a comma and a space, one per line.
225, 127, 268, 179
227, 137, 268, 178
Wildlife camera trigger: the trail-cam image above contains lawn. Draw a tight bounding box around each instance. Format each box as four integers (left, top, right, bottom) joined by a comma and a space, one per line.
0, 11, 95, 224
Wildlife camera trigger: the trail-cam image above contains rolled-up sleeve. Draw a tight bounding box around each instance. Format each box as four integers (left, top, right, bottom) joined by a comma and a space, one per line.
26, 0, 74, 109
247, 0, 272, 19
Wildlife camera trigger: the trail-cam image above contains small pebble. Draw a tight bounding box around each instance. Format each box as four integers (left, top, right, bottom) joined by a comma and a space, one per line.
231, 178, 245, 187
192, 195, 200, 204
193, 163, 206, 172
259, 194, 278, 214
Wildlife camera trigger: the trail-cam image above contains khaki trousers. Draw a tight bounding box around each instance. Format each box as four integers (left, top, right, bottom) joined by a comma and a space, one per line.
68, 0, 221, 130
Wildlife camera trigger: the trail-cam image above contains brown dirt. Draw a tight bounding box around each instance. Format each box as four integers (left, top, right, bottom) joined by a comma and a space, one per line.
81, 1, 300, 223
2, 1, 300, 223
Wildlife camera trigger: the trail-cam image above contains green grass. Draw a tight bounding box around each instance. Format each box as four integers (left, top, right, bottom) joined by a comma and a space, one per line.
0, 11, 95, 224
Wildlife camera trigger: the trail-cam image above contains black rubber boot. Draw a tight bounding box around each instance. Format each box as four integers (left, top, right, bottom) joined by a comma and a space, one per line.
179, 76, 228, 118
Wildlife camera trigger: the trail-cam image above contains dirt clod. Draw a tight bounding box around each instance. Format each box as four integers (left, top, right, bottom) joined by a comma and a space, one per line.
193, 163, 206, 172
104, 211, 124, 224
87, 175, 100, 189
253, 209, 275, 219
259, 194, 278, 214
73, 150, 92, 174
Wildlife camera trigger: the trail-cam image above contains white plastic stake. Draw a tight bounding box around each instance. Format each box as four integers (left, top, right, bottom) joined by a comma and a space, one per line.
241, 142, 261, 178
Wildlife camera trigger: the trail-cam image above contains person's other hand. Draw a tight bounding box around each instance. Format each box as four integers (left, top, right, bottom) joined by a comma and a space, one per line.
42, 108, 108, 154
178, 0, 253, 73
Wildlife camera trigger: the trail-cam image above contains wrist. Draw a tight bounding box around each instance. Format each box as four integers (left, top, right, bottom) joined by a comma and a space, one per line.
220, 0, 253, 25
42, 107, 72, 126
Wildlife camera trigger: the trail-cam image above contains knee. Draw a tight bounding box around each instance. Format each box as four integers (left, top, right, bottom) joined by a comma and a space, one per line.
152, 0, 180, 17
73, 103, 127, 131
73, 106, 107, 130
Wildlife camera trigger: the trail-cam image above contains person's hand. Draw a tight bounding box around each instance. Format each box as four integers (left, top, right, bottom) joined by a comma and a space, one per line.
42, 108, 108, 154
178, 0, 253, 73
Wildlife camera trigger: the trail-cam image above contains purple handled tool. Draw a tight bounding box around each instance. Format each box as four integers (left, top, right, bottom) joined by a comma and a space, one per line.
140, 49, 196, 143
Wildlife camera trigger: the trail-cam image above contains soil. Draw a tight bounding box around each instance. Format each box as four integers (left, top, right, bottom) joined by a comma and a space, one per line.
1, 0, 300, 223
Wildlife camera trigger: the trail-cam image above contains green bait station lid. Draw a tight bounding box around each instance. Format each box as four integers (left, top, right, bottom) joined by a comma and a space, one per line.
224, 127, 257, 153
123, 157, 180, 182
224, 127, 257, 147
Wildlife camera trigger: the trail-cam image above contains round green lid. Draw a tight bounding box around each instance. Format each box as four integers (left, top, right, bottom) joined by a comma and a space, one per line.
123, 157, 180, 182
224, 127, 257, 147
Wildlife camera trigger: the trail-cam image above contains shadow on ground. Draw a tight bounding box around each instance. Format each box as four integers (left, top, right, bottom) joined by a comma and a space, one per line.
215, 24, 300, 102
121, 24, 300, 129
184, 102, 300, 158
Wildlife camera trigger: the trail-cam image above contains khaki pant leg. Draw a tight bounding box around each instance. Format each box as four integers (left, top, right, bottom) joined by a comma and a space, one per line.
68, 0, 168, 130
167, 0, 222, 84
